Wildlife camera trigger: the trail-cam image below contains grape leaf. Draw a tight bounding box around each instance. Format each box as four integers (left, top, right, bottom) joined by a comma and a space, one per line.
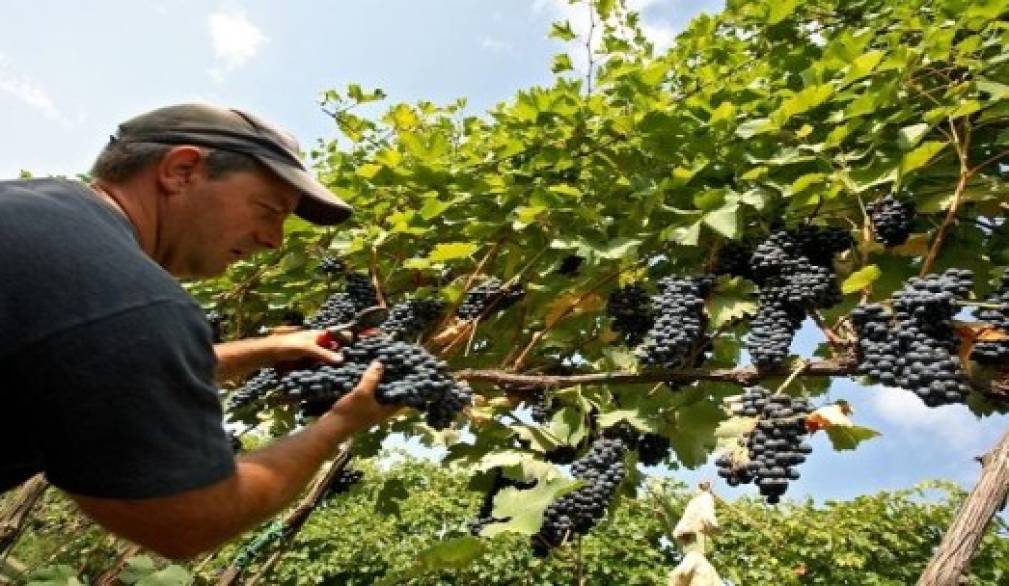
825, 425, 881, 451
481, 476, 579, 537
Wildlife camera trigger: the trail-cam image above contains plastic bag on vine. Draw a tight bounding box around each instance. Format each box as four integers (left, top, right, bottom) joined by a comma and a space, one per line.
667, 551, 721, 586
673, 490, 718, 543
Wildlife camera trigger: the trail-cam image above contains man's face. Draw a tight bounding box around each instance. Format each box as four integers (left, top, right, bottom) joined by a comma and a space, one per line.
163, 163, 301, 278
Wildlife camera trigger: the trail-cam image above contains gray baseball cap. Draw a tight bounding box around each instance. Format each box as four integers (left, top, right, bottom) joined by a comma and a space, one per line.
111, 103, 352, 225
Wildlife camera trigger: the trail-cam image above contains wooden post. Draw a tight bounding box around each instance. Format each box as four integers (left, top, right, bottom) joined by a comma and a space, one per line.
217, 444, 352, 586
0, 475, 49, 558
917, 426, 1009, 585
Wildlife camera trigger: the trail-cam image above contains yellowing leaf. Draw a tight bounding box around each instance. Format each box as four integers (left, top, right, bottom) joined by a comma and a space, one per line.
428, 242, 478, 262
841, 265, 882, 294
806, 403, 854, 433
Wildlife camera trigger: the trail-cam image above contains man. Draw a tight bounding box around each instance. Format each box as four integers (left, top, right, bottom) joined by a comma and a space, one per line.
0, 104, 396, 559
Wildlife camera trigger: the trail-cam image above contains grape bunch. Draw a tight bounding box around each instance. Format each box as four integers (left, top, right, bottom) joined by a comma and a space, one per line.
457, 278, 525, 320
326, 468, 364, 497
526, 389, 555, 424
469, 469, 536, 536
544, 445, 580, 465
346, 273, 379, 311
971, 273, 1009, 365
382, 298, 446, 340
716, 388, 812, 504
533, 438, 627, 556
635, 276, 714, 369
602, 422, 671, 466
557, 255, 584, 276
304, 292, 357, 329
714, 241, 754, 280
319, 255, 346, 276
636, 433, 671, 466
868, 196, 915, 247
606, 283, 654, 346
276, 334, 471, 430
746, 227, 850, 369
227, 368, 280, 413
851, 269, 975, 406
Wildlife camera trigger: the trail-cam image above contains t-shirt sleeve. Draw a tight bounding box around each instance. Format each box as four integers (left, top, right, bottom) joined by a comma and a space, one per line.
29, 299, 236, 499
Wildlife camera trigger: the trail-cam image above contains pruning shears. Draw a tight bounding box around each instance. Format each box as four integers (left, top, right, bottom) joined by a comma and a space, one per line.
275, 305, 388, 373
315, 305, 389, 348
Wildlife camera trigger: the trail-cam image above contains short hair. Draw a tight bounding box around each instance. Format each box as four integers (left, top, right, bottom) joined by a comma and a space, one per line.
89, 140, 261, 183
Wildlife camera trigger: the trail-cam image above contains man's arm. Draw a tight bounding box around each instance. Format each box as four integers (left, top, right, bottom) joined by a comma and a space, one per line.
70, 362, 394, 560
214, 329, 342, 382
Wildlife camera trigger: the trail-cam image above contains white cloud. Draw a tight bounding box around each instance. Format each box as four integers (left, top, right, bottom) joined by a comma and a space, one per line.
481, 37, 516, 55
868, 388, 987, 451
207, 7, 268, 77
0, 54, 73, 126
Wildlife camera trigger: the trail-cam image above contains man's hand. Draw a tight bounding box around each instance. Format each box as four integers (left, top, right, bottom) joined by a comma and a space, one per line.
271, 329, 344, 366
214, 329, 343, 382
72, 360, 401, 561
328, 360, 401, 431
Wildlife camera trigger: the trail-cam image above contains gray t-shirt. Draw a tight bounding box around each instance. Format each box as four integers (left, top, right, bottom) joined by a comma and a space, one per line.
0, 178, 235, 498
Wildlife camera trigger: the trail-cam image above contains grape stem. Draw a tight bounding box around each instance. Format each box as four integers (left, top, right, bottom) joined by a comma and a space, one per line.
774, 359, 809, 395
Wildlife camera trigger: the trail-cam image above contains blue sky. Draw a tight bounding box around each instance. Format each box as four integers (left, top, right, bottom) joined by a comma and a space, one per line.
3, 0, 1006, 505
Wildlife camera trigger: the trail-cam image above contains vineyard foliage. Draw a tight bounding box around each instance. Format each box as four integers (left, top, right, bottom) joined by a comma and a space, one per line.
6, 458, 1009, 584
182, 0, 1009, 560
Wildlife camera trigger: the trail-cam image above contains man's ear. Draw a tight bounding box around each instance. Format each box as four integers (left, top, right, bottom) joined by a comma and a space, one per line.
155, 146, 204, 195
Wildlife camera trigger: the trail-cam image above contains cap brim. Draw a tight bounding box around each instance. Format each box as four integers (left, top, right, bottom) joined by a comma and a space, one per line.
256, 156, 353, 225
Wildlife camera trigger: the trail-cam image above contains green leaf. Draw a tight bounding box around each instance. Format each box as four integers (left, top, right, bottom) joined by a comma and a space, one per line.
709, 101, 736, 124
428, 242, 478, 262
416, 537, 486, 570
842, 265, 882, 294
735, 118, 776, 138
703, 203, 739, 239
825, 425, 881, 451
355, 163, 383, 179
375, 478, 410, 516
714, 416, 757, 440
898, 123, 930, 150
552, 53, 573, 73
789, 173, 827, 195
595, 0, 616, 18
844, 50, 885, 84
419, 195, 452, 220
482, 476, 578, 537
548, 184, 583, 198
119, 556, 157, 584
709, 277, 757, 327
136, 566, 192, 586
27, 565, 84, 586
669, 221, 702, 246
901, 141, 947, 175
767, 0, 798, 24
594, 237, 642, 260
771, 84, 834, 124
549, 21, 577, 42
978, 79, 1009, 102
